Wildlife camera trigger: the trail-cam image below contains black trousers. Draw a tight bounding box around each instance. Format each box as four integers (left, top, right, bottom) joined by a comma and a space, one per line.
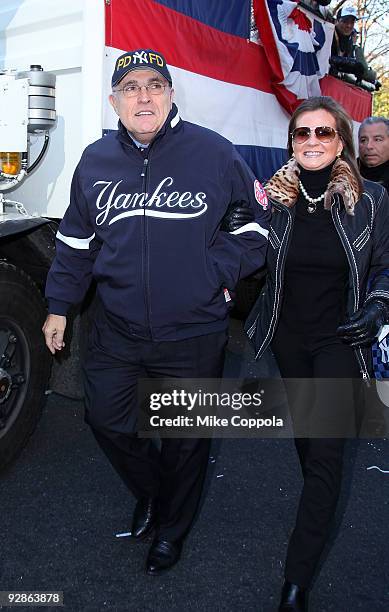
83, 305, 228, 542
272, 328, 361, 588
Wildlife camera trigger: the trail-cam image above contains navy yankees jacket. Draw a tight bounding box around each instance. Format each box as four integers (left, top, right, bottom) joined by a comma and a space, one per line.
46, 104, 270, 341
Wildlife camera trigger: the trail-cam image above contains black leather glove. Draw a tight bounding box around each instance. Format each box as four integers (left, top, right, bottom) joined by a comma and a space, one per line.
220, 200, 254, 232
337, 300, 389, 348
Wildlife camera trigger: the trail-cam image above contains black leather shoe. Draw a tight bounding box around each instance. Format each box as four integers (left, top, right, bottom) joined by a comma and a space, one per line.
131, 498, 157, 540
145, 538, 182, 576
278, 581, 308, 611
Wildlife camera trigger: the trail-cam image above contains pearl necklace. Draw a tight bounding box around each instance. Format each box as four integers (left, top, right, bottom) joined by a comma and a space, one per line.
298, 180, 326, 214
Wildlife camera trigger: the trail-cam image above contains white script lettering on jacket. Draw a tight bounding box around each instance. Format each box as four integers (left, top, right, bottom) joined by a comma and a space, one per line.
94, 177, 208, 226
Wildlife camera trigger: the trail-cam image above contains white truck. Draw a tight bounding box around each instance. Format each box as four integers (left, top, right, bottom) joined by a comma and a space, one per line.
0, 0, 372, 469
0, 1, 106, 468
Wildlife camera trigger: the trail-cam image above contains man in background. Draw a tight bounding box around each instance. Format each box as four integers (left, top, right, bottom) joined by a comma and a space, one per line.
359, 117, 389, 193
330, 4, 376, 85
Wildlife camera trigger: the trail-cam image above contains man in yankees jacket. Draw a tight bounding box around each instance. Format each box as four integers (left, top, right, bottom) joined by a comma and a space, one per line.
43, 49, 270, 575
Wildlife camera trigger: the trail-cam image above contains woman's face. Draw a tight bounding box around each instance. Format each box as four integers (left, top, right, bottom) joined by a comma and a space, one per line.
292, 109, 343, 171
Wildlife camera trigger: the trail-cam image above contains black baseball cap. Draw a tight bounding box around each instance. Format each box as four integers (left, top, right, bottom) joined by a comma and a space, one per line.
112, 49, 172, 87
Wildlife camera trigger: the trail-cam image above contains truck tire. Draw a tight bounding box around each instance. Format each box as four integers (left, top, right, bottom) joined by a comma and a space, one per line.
0, 262, 51, 470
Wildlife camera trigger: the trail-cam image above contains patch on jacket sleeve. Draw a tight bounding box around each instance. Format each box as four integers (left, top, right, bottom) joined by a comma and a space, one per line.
254, 180, 268, 210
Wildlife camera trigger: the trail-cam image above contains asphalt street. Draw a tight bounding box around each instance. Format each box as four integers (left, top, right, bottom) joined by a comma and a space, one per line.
1, 319, 388, 612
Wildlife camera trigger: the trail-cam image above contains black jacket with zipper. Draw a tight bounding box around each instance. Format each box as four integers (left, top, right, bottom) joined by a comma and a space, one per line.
245, 158, 389, 380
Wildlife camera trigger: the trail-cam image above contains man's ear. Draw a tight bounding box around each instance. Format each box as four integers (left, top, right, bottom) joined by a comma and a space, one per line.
170, 87, 175, 107
109, 94, 118, 115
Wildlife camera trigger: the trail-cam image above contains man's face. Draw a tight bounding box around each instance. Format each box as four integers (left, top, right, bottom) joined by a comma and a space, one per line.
359, 123, 389, 167
109, 69, 174, 145
336, 16, 356, 37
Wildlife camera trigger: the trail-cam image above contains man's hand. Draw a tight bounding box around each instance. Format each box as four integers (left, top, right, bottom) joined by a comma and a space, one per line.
220, 200, 254, 232
42, 314, 67, 354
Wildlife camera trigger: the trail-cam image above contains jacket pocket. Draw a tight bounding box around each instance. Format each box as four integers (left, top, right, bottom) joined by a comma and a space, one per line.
353, 225, 371, 251
207, 252, 224, 291
269, 227, 281, 251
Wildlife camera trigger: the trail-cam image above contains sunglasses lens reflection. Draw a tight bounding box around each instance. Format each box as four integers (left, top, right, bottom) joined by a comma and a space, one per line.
315, 127, 337, 142
293, 128, 311, 144
293, 126, 337, 144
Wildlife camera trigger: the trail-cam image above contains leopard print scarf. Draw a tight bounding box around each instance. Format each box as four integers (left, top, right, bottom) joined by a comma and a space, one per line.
265, 157, 360, 215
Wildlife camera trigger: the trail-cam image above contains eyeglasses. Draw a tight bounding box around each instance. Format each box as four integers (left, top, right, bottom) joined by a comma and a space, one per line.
113, 82, 168, 98
291, 126, 339, 144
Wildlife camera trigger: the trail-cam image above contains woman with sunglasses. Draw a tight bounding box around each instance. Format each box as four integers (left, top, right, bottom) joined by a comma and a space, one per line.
246, 96, 389, 611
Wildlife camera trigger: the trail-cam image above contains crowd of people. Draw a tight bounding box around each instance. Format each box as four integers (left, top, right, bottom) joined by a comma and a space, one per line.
42, 37, 387, 612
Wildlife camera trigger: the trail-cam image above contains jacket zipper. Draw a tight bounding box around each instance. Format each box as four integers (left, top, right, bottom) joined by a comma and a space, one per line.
251, 197, 370, 381
330, 197, 370, 381
120, 115, 178, 339
252, 203, 294, 359
140, 155, 153, 337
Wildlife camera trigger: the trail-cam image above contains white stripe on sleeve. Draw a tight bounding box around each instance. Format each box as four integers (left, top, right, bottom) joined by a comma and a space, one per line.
56, 230, 96, 250
230, 222, 269, 239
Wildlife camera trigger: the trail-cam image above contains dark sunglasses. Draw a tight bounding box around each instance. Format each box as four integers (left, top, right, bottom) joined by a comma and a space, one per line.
291, 126, 339, 144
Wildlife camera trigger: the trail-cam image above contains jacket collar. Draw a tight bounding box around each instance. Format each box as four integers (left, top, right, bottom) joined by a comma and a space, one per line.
117, 103, 181, 148
265, 157, 360, 215
358, 157, 389, 187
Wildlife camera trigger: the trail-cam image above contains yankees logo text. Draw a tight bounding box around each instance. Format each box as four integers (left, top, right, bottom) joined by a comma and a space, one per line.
94, 177, 208, 225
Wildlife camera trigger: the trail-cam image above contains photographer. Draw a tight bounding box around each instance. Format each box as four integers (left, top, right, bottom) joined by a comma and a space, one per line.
330, 5, 377, 87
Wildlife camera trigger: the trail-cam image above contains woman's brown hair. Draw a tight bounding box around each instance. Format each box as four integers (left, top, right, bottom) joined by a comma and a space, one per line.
287, 96, 364, 197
